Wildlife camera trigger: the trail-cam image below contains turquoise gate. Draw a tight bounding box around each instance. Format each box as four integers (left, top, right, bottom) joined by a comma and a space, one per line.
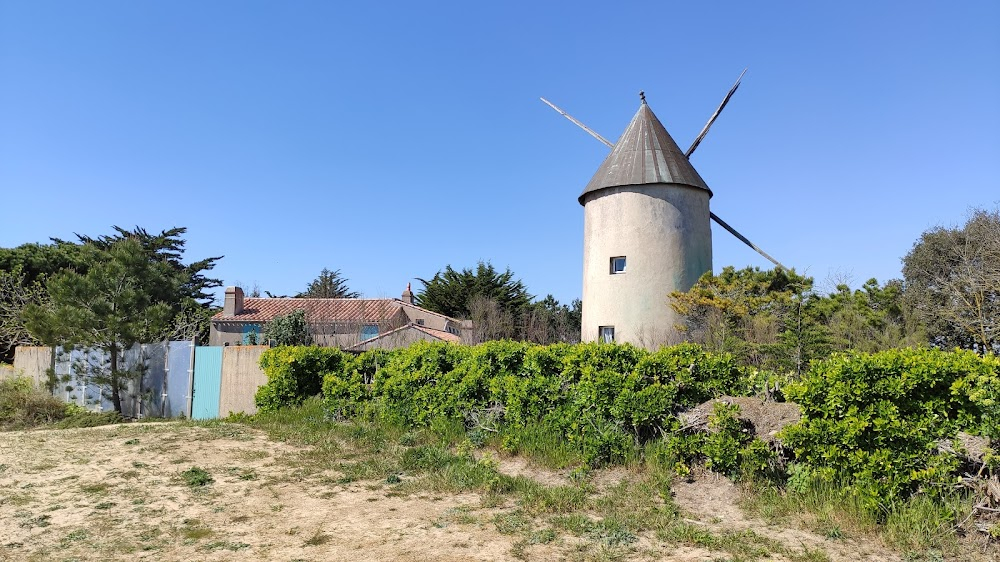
191, 346, 223, 419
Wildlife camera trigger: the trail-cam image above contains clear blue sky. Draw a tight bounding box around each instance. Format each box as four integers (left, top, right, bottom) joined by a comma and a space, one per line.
2, 1, 998, 305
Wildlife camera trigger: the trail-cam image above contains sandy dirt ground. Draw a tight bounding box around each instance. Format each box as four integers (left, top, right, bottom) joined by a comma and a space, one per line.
0, 422, 915, 561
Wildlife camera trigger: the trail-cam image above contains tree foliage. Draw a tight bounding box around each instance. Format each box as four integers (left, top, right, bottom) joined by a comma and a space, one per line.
0, 242, 87, 361
903, 207, 1000, 352
415, 262, 532, 320
1, 226, 221, 351
262, 309, 312, 346
297, 268, 359, 299
68, 227, 222, 342
671, 267, 922, 374
809, 279, 923, 352
23, 239, 176, 413
0, 240, 88, 286
521, 295, 582, 344
0, 267, 48, 361
670, 266, 819, 372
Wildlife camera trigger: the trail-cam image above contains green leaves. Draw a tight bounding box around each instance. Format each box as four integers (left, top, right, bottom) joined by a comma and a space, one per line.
256, 347, 348, 412
23, 238, 174, 349
296, 268, 358, 299
262, 309, 311, 346
780, 348, 999, 507
314, 340, 750, 467
415, 262, 532, 320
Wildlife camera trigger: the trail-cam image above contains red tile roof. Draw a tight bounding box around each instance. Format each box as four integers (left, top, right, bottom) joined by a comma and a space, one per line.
212, 298, 409, 324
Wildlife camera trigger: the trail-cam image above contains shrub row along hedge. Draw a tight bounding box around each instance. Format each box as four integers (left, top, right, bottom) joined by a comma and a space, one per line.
781, 348, 999, 509
254, 342, 999, 507
258, 341, 756, 465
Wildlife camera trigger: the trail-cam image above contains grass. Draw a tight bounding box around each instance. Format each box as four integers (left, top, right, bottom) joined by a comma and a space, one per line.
216, 398, 805, 560
0, 394, 956, 561
658, 523, 784, 560
180, 467, 214, 487
0, 377, 67, 430
0, 376, 125, 431
739, 479, 976, 559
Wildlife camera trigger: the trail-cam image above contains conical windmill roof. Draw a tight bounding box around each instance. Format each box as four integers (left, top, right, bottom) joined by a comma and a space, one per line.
580, 100, 711, 205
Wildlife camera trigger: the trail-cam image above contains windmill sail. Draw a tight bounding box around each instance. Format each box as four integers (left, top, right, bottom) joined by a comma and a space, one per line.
541, 74, 788, 271
685, 68, 747, 158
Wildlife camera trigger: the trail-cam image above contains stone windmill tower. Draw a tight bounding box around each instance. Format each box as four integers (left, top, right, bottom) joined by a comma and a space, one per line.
579, 93, 713, 348
543, 72, 785, 349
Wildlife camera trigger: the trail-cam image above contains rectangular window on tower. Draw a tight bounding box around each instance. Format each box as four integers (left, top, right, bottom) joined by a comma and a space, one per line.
599, 326, 615, 343
610, 256, 626, 274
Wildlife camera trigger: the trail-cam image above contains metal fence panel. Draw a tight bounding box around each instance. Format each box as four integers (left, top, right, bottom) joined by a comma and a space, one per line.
166, 341, 194, 418
192, 346, 223, 420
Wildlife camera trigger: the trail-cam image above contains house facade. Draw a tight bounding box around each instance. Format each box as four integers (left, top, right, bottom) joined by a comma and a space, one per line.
209, 285, 467, 349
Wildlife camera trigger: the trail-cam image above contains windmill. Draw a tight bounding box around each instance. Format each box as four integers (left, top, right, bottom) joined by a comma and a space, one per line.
543, 70, 786, 348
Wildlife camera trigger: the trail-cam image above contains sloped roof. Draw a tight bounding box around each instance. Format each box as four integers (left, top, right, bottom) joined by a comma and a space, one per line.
345, 322, 461, 351
212, 298, 409, 324
580, 100, 711, 205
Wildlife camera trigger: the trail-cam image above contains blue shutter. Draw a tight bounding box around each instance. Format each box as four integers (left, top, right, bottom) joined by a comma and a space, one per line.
360, 325, 379, 341
242, 324, 262, 345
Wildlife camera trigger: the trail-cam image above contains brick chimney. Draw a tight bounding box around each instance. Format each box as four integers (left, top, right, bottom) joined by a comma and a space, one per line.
224, 286, 245, 316
401, 282, 414, 305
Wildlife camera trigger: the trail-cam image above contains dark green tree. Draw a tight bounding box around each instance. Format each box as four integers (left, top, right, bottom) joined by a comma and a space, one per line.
903, 207, 1000, 352
263, 309, 312, 346
23, 239, 175, 413
416, 262, 532, 320
0, 240, 88, 286
67, 227, 223, 331
297, 268, 359, 299
671, 266, 819, 372
0, 267, 48, 361
0, 241, 88, 361
1, 226, 222, 347
809, 278, 923, 352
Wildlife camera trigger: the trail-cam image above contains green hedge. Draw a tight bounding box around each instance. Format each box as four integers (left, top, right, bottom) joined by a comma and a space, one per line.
780, 348, 999, 509
255, 346, 348, 412
272, 341, 999, 509
322, 340, 753, 466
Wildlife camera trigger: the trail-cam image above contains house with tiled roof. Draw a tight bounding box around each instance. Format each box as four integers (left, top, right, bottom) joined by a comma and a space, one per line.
209, 285, 467, 349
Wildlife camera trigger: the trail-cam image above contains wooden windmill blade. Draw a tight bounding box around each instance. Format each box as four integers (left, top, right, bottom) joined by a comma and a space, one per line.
685, 68, 746, 158
540, 98, 614, 148
541, 71, 788, 271
708, 212, 786, 270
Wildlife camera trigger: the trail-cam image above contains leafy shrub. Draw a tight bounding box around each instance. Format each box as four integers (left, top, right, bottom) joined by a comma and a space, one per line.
370, 341, 473, 426
0, 377, 67, 430
780, 348, 998, 509
181, 466, 214, 487
317, 340, 752, 467
54, 403, 123, 429
256, 347, 347, 412
655, 402, 775, 479
262, 309, 312, 346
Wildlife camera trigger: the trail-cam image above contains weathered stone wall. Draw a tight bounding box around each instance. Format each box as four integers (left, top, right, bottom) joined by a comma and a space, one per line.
217, 346, 268, 416
12, 346, 54, 389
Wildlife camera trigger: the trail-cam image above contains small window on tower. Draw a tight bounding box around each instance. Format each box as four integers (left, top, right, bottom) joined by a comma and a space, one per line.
610, 256, 626, 274
599, 326, 615, 343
